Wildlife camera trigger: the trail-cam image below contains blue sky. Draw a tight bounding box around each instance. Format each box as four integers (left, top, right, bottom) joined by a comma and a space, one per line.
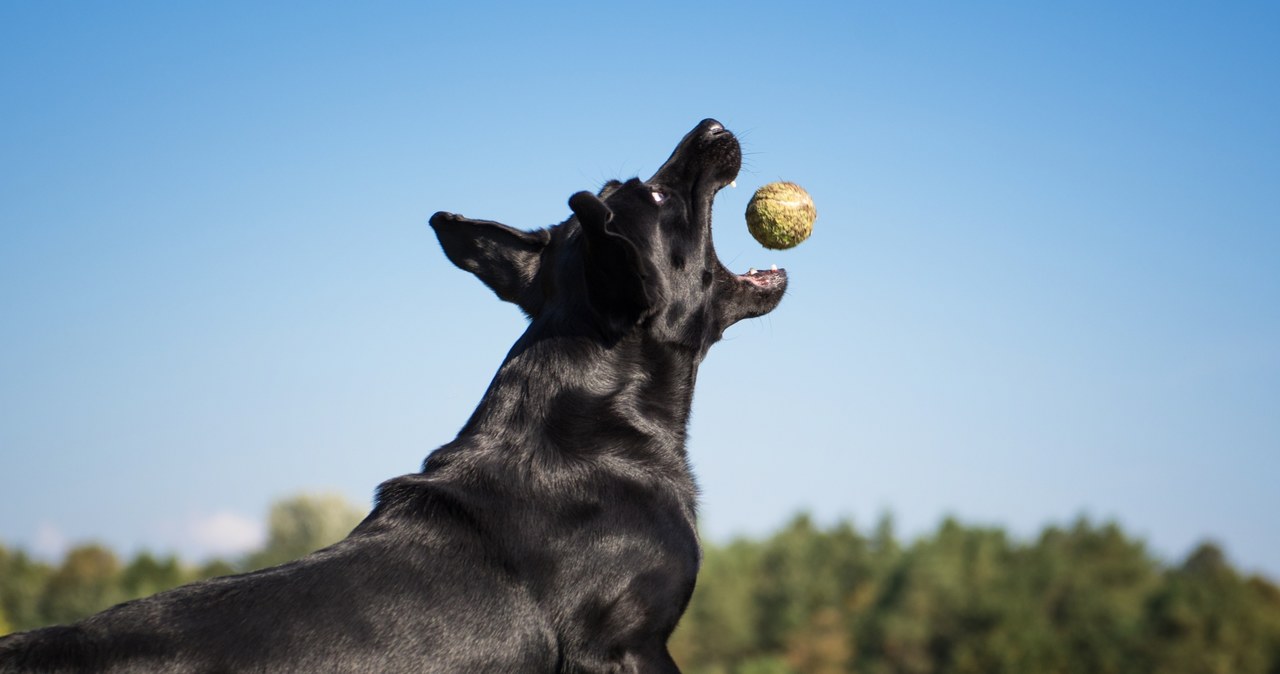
2, 3, 1277, 576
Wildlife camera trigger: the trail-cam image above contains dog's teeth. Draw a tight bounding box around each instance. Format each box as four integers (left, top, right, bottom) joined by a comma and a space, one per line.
730, 180, 737, 188
771, 264, 778, 271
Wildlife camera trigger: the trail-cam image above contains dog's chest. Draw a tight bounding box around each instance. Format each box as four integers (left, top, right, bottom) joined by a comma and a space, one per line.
547, 517, 699, 660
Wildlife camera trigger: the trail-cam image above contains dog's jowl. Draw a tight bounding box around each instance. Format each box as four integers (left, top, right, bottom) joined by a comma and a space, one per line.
0, 119, 788, 673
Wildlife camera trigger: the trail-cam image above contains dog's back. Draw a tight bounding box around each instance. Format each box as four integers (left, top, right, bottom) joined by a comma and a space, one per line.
1, 518, 556, 672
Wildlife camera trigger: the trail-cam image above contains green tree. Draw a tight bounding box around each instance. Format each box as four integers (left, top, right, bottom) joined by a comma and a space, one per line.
195, 558, 237, 580
754, 514, 871, 658
785, 606, 851, 674
0, 544, 54, 633
858, 518, 1006, 674
1143, 543, 1280, 674
120, 551, 185, 601
1032, 518, 1158, 674
37, 544, 125, 627
245, 492, 366, 569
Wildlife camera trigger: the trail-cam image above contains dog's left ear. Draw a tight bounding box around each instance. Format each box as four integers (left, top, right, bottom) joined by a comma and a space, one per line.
430, 211, 549, 316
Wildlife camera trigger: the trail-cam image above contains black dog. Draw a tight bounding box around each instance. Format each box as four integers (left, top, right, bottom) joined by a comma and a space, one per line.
0, 119, 787, 673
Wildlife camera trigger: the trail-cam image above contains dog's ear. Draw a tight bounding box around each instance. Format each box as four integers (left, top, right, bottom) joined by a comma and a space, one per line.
569, 191, 657, 320
430, 211, 549, 316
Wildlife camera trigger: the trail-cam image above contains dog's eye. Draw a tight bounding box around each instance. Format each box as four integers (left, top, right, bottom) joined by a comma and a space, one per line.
650, 188, 665, 204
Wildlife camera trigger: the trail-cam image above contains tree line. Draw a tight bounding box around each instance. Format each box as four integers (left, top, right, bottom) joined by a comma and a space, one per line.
3, 496, 1279, 673
669, 514, 1280, 674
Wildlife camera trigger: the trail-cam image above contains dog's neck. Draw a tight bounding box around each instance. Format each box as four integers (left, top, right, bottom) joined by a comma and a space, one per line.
443, 322, 701, 474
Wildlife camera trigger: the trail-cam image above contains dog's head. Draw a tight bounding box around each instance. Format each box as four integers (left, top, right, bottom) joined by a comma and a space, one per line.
430, 119, 786, 355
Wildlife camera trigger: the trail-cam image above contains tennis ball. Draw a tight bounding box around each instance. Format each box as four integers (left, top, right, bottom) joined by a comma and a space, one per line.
745, 182, 816, 250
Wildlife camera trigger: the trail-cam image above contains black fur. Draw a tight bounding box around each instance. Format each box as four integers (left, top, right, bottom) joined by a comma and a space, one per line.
0, 119, 788, 673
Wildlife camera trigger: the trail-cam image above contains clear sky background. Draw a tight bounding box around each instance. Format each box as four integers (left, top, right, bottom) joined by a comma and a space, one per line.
2, 3, 1277, 577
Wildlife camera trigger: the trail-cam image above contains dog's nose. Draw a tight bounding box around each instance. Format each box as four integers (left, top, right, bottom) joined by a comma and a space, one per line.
699, 118, 726, 135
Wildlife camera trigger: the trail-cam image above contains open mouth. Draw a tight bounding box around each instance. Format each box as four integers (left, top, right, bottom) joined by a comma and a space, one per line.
738, 265, 787, 290
656, 118, 789, 300
707, 130, 787, 291
719, 183, 787, 292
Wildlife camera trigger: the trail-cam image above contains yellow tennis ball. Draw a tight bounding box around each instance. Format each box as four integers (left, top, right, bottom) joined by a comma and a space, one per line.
745, 182, 816, 250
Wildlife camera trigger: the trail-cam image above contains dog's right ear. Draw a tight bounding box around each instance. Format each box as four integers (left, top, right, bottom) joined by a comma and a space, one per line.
569, 191, 656, 321
430, 211, 550, 316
